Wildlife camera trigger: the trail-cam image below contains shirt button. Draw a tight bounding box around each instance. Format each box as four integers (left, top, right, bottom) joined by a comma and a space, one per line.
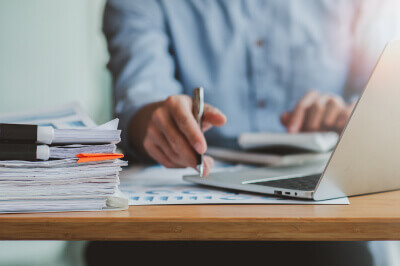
256, 39, 264, 47
257, 99, 267, 108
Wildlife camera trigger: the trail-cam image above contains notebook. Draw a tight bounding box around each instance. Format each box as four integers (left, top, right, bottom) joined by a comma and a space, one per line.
207, 132, 339, 166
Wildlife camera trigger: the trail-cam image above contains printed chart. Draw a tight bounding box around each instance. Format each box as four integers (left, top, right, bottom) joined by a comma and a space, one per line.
120, 165, 349, 205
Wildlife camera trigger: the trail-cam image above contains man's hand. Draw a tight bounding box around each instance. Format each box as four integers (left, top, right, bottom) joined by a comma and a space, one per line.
130, 95, 227, 176
281, 91, 356, 133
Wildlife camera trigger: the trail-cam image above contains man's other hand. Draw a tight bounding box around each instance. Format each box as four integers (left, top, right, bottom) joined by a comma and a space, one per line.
281, 91, 356, 133
130, 95, 227, 176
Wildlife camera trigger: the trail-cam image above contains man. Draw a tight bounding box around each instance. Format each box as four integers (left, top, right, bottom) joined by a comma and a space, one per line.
99, 0, 399, 265
103, 0, 397, 176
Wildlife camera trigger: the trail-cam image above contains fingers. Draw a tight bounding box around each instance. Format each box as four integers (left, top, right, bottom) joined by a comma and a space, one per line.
282, 91, 353, 133
280, 112, 290, 127
144, 95, 223, 174
302, 95, 329, 131
143, 139, 175, 168
202, 156, 214, 176
166, 96, 207, 154
286, 91, 320, 133
202, 121, 213, 132
203, 104, 227, 127
145, 123, 215, 174
146, 125, 185, 167
201, 105, 227, 132
335, 103, 355, 132
322, 97, 345, 130
151, 108, 198, 169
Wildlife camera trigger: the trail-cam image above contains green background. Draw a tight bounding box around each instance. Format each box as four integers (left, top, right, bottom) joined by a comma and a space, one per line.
0, 0, 111, 124
0, 0, 108, 265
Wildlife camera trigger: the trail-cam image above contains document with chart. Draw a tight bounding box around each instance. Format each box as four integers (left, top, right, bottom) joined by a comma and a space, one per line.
120, 164, 349, 205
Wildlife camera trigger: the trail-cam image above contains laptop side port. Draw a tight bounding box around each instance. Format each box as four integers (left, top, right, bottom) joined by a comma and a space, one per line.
274, 190, 282, 196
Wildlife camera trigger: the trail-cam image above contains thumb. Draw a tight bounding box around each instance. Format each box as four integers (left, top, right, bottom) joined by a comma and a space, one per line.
203, 104, 227, 127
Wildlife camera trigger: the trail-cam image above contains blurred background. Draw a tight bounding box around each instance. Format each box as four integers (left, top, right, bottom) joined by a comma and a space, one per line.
0, 0, 108, 265
0, 0, 111, 124
1, 0, 400, 265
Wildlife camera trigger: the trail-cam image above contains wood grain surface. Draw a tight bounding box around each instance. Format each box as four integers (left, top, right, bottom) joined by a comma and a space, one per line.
0, 190, 400, 240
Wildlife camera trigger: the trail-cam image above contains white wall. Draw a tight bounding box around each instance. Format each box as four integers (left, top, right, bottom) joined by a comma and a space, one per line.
0, 0, 111, 124
0, 0, 110, 265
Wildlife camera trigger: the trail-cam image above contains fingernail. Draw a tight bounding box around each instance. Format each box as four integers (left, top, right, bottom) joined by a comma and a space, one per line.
194, 142, 203, 154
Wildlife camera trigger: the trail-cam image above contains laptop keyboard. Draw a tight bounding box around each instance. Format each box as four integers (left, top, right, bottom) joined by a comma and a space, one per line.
252, 174, 321, 191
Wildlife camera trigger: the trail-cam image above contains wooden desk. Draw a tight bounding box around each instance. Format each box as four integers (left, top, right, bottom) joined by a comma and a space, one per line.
0, 190, 399, 241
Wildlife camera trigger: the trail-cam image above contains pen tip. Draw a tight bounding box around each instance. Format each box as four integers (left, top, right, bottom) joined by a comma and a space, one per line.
199, 165, 204, 177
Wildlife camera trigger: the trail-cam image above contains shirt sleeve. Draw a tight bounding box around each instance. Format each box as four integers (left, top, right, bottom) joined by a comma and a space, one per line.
103, 0, 183, 161
344, 0, 400, 103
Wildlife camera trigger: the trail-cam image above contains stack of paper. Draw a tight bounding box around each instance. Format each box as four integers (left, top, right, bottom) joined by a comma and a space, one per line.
49, 144, 116, 159
0, 104, 128, 213
0, 158, 127, 212
52, 128, 121, 144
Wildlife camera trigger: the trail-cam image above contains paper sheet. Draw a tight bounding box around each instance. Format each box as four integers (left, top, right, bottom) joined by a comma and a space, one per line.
0, 103, 128, 213
0, 103, 96, 129
119, 164, 349, 205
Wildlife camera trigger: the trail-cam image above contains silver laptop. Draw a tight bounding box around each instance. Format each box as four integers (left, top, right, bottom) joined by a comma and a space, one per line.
184, 40, 400, 201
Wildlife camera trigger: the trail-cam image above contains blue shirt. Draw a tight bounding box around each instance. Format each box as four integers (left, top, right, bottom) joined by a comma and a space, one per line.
103, 0, 398, 158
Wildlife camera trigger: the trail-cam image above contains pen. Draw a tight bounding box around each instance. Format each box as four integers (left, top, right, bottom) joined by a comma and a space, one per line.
193, 87, 205, 177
